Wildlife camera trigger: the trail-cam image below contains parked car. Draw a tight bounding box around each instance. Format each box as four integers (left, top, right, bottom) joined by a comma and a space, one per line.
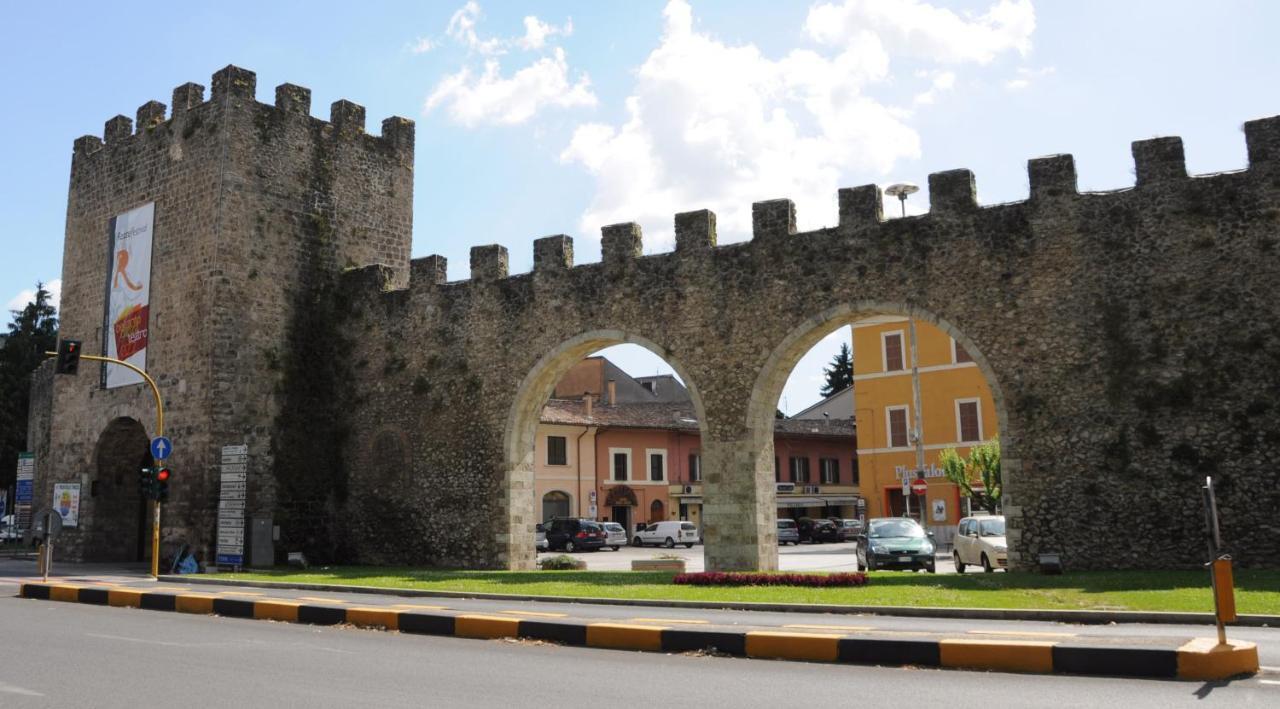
856, 517, 936, 572
953, 515, 1007, 573
633, 521, 699, 548
777, 518, 800, 545
535, 523, 548, 552
831, 518, 863, 541
543, 518, 607, 552
600, 522, 626, 551
797, 517, 841, 544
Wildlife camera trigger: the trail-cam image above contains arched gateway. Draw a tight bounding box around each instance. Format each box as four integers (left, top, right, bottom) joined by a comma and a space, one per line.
30, 66, 1280, 571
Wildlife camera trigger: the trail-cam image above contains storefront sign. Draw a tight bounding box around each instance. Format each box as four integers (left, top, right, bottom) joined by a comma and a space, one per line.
895, 463, 947, 481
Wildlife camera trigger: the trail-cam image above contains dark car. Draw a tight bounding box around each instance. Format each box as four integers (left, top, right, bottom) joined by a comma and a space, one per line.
797, 517, 841, 544
856, 517, 936, 572
544, 518, 607, 552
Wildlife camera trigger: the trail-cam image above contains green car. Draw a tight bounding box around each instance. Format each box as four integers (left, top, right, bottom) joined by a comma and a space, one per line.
856, 517, 936, 572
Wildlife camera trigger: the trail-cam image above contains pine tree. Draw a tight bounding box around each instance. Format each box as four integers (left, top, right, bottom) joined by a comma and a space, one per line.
0, 283, 58, 491
819, 341, 853, 398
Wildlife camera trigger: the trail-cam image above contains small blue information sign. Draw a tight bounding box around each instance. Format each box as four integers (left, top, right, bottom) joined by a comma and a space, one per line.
150, 436, 173, 460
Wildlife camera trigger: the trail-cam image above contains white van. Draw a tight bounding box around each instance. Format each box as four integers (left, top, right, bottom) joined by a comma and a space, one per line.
633, 521, 699, 548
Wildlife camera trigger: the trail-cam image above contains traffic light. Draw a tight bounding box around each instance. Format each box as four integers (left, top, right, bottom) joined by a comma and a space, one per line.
156, 467, 171, 502
56, 339, 82, 375
139, 467, 155, 498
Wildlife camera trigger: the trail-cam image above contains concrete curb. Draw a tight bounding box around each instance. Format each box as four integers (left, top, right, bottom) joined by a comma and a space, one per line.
157, 575, 1279, 628
20, 582, 1259, 681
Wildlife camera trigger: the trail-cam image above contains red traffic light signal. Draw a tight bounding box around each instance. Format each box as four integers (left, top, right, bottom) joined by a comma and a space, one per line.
156, 468, 170, 482
56, 339, 83, 375
156, 467, 171, 502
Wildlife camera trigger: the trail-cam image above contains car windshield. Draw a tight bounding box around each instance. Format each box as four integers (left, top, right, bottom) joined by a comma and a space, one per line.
979, 518, 1006, 536
869, 519, 924, 538
604, 523, 622, 531
778, 520, 796, 528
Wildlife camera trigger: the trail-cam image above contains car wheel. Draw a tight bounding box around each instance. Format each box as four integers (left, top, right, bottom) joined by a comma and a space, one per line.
632, 537, 643, 547
612, 546, 621, 551
664, 537, 675, 549
926, 562, 936, 574
684, 543, 694, 549
954, 552, 965, 574
981, 553, 994, 573
565, 540, 576, 553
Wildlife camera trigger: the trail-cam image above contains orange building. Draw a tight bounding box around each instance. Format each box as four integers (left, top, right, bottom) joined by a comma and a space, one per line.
850, 316, 998, 540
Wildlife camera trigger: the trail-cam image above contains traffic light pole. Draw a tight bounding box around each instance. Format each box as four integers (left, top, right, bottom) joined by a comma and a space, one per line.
46, 351, 165, 578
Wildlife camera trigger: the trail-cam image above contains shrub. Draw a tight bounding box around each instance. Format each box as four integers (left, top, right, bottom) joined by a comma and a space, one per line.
539, 554, 586, 571
672, 571, 868, 587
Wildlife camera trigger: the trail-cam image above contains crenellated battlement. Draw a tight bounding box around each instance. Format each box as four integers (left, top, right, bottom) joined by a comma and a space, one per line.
355, 112, 1280, 302
71, 64, 415, 158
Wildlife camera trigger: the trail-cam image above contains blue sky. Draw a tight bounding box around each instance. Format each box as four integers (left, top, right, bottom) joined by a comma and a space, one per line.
3, 1, 1278, 414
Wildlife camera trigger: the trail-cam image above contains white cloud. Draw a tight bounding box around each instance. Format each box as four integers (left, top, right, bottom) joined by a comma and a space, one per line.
518, 16, 573, 50
7, 279, 61, 313
426, 4, 592, 126
805, 0, 1035, 64
409, 37, 436, 54
559, 0, 1033, 248
426, 48, 597, 126
1005, 65, 1055, 91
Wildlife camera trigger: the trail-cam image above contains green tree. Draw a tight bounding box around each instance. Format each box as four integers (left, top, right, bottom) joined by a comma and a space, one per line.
819, 342, 853, 398
0, 283, 59, 491
939, 438, 1001, 514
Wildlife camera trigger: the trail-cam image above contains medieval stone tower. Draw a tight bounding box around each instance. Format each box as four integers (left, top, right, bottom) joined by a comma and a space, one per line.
29, 65, 413, 563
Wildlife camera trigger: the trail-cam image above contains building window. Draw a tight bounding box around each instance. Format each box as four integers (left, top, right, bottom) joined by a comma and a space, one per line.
789, 456, 810, 483
819, 458, 839, 484
542, 491, 571, 521
546, 436, 567, 466
956, 399, 983, 442
850, 457, 860, 486
688, 453, 701, 482
953, 338, 973, 364
882, 330, 905, 371
610, 448, 630, 481
887, 406, 910, 448
648, 449, 666, 482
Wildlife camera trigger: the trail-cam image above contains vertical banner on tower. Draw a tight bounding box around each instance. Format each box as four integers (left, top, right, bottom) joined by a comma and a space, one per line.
102, 202, 155, 389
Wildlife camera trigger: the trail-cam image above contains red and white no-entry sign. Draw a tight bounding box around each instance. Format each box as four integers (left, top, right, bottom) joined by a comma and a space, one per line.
911, 479, 928, 496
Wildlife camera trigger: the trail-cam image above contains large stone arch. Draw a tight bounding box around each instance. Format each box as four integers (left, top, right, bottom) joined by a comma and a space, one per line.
89, 417, 151, 562
743, 301, 1014, 561
501, 329, 710, 569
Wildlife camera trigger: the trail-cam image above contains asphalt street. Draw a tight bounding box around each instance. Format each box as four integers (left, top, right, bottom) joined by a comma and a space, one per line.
0, 595, 1275, 708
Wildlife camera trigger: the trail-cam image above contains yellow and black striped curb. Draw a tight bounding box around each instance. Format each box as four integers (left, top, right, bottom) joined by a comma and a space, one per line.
19, 583, 1259, 680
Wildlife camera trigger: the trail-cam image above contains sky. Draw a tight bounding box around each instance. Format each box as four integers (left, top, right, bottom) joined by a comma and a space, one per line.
2, 1, 1278, 414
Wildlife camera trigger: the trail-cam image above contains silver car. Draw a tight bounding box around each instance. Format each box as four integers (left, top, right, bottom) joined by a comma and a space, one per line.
777, 518, 800, 545
601, 522, 626, 551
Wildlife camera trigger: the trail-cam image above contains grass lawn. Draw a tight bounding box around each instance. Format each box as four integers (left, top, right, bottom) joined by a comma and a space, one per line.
220, 567, 1280, 615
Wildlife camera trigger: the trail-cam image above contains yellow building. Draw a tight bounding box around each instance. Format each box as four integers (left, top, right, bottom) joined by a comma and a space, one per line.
851, 316, 998, 539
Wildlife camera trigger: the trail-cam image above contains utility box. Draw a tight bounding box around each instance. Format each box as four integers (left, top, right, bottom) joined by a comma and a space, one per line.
248, 515, 274, 568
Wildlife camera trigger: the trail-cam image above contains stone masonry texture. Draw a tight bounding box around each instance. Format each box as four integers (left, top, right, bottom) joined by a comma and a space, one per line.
29, 65, 1280, 573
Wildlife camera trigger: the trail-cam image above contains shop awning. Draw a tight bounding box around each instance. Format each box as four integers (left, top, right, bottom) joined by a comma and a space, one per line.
821, 496, 859, 504
776, 497, 823, 508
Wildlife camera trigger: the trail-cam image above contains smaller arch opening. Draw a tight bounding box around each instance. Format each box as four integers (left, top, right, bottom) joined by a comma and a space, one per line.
91, 417, 152, 562
541, 490, 571, 522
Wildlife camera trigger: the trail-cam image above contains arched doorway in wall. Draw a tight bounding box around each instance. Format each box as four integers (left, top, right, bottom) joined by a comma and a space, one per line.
650, 499, 665, 524
750, 302, 1011, 569
91, 417, 152, 562
504, 330, 709, 569
542, 491, 571, 521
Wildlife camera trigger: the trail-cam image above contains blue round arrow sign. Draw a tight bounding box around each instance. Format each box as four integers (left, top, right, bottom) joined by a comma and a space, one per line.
150, 436, 173, 460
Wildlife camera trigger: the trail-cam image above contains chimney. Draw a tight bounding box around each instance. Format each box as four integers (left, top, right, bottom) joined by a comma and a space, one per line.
607, 379, 617, 406
584, 392, 594, 419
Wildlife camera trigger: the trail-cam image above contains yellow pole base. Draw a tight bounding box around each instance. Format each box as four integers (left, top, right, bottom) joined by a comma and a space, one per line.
1177, 638, 1259, 680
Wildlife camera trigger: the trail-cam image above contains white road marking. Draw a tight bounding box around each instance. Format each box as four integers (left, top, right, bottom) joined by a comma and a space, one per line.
0, 682, 44, 697
1259, 679, 1280, 686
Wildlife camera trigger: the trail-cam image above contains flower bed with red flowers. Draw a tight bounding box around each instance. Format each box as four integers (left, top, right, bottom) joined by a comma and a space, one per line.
672, 571, 869, 587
